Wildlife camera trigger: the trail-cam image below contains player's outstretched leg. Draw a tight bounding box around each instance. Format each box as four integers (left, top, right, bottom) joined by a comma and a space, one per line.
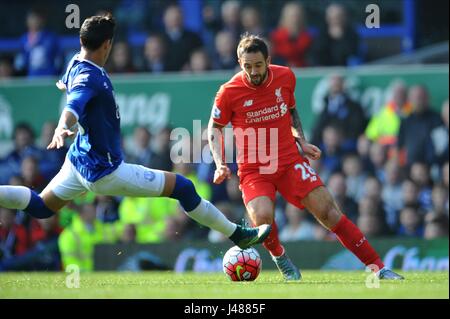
302, 186, 404, 280
167, 174, 271, 249
0, 186, 56, 218
246, 196, 301, 281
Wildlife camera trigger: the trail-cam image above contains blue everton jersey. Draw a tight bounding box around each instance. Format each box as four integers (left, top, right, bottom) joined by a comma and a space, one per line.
61, 54, 123, 182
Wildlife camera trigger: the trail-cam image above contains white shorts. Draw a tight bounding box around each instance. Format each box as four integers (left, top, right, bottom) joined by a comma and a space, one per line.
43, 158, 166, 201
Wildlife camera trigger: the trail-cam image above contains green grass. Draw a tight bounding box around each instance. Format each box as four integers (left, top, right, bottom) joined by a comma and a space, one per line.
0, 271, 448, 299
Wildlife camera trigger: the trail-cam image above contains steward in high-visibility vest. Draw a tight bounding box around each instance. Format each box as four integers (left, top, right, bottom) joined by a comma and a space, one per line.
58, 202, 118, 271
365, 101, 412, 146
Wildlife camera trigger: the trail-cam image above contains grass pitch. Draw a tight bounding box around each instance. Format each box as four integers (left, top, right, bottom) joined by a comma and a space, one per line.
0, 271, 448, 299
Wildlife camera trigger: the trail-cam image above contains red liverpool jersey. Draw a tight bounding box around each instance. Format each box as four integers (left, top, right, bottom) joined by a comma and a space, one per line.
212, 64, 300, 173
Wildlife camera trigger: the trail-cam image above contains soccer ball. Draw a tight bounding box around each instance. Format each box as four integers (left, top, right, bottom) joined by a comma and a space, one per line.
222, 246, 262, 281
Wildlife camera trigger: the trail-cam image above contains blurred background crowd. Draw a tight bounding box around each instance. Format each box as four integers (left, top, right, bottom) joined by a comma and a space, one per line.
0, 0, 448, 272
0, 0, 448, 78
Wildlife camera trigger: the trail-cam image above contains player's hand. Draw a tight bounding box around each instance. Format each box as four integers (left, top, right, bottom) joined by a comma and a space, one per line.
47, 127, 75, 150
56, 80, 66, 91
298, 140, 322, 161
213, 165, 231, 184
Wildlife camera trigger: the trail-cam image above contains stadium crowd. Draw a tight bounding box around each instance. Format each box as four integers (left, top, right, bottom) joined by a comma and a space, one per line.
0, 74, 448, 271
1, 1, 371, 79
0, 1, 448, 272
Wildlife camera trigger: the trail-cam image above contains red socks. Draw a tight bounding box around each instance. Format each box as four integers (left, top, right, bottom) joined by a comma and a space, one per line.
262, 221, 285, 257
331, 215, 384, 270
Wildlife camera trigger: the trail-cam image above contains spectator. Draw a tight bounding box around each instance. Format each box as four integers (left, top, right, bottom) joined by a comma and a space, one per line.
38, 121, 67, 180
358, 195, 389, 234
149, 127, 173, 172
318, 125, 345, 181
270, 2, 312, 67
202, 0, 241, 40
279, 204, 316, 241
363, 176, 383, 202
26, 216, 62, 271
424, 213, 449, 239
20, 156, 47, 193
397, 85, 442, 166
0, 123, 42, 184
114, 0, 151, 34
118, 195, 178, 243
95, 195, 120, 223
107, 41, 136, 74
365, 82, 411, 147
429, 183, 449, 216
312, 74, 367, 150
0, 208, 29, 264
342, 154, 367, 202
58, 202, 118, 272
356, 135, 373, 172
213, 30, 238, 70
443, 162, 449, 189
14, 8, 61, 77
368, 142, 387, 182
410, 162, 433, 211
397, 205, 424, 237
430, 99, 449, 165
125, 126, 154, 166
358, 196, 382, 218
164, 206, 192, 241
120, 224, 137, 244
186, 48, 211, 73
382, 160, 404, 229
0, 55, 14, 79
240, 6, 265, 37
219, 0, 242, 40
357, 214, 388, 238
162, 5, 203, 71
401, 178, 420, 207
327, 172, 358, 222
143, 34, 168, 73
312, 3, 360, 66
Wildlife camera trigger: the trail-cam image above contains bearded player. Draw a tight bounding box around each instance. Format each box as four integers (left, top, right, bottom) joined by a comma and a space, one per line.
208, 34, 403, 281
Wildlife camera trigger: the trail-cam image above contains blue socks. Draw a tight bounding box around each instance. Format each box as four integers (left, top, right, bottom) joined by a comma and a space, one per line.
24, 191, 55, 219
169, 174, 202, 212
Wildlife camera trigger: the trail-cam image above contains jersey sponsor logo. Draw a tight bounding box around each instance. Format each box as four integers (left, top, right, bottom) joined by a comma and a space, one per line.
243, 99, 253, 107
280, 103, 288, 116
242, 87, 289, 124
212, 104, 221, 119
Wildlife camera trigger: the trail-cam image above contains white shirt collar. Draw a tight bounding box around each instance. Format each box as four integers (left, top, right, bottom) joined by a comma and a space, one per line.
77, 54, 104, 72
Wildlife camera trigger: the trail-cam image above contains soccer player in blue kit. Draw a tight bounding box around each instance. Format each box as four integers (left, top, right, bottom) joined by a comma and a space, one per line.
0, 14, 271, 250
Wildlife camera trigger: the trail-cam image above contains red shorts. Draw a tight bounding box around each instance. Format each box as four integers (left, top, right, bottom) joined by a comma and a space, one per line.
238, 154, 324, 209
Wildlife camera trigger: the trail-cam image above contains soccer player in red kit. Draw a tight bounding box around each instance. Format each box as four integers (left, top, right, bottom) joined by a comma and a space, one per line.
208, 34, 403, 281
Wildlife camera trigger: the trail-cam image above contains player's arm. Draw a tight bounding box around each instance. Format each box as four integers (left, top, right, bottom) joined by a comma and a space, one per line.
290, 108, 321, 161
47, 110, 77, 150
48, 73, 96, 150
207, 118, 231, 184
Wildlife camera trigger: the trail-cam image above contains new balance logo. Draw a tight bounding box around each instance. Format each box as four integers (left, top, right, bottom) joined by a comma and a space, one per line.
243, 100, 253, 107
